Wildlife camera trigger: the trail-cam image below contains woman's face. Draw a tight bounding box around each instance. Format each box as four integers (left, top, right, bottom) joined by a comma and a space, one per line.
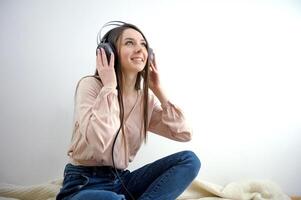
118, 28, 148, 74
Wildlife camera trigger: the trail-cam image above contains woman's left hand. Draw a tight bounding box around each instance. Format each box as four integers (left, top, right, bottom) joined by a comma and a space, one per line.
148, 54, 169, 104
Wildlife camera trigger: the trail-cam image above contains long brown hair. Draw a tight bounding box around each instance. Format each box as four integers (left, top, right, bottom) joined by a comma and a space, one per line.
94, 22, 150, 142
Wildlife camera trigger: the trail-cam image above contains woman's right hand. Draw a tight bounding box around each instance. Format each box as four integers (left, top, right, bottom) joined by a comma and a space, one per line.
96, 48, 116, 88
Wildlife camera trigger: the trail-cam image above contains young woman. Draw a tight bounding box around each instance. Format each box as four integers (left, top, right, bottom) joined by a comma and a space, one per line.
56, 21, 200, 200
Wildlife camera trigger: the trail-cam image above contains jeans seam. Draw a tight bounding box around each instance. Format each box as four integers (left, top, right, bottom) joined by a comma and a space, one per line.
142, 166, 175, 200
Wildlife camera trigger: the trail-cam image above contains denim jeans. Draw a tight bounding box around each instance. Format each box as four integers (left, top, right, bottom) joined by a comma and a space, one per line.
56, 150, 201, 200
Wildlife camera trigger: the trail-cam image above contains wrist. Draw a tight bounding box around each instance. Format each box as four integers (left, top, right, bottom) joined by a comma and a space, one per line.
152, 87, 168, 105
151, 85, 163, 94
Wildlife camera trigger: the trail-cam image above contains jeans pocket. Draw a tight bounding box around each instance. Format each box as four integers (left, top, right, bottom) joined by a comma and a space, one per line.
65, 172, 89, 188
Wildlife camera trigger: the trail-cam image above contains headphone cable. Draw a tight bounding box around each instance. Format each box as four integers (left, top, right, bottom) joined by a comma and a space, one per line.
111, 124, 136, 200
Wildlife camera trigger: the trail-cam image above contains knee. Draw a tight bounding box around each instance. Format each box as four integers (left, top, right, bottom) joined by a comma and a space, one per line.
180, 150, 201, 177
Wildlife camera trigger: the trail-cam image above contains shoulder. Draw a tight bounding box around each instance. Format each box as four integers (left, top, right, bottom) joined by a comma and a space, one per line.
78, 75, 103, 87
76, 75, 103, 90
74, 75, 103, 97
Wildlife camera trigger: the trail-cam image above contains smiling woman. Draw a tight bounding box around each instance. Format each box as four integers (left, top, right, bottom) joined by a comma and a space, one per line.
55, 21, 201, 200
1, 0, 300, 198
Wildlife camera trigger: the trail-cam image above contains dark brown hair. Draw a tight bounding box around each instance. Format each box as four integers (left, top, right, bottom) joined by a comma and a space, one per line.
94, 22, 150, 142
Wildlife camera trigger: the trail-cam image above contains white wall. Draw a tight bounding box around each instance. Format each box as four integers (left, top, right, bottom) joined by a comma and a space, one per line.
1, 0, 300, 196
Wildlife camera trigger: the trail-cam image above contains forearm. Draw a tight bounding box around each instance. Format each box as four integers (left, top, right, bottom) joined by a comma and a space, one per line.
152, 86, 169, 106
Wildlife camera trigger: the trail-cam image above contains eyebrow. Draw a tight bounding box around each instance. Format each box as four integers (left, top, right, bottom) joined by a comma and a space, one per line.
124, 37, 146, 43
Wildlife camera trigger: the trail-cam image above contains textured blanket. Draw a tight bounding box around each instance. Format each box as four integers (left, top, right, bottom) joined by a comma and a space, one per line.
0, 179, 291, 200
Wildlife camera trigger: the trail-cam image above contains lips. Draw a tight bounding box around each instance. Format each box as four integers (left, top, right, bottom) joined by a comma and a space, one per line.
131, 57, 144, 62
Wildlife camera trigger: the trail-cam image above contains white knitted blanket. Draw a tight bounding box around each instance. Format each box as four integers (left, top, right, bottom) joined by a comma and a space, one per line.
0, 179, 291, 200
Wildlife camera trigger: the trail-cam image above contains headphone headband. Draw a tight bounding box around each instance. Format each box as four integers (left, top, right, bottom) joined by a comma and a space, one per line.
96, 21, 127, 45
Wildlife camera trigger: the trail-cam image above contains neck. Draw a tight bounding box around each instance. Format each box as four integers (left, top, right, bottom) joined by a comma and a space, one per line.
122, 72, 137, 96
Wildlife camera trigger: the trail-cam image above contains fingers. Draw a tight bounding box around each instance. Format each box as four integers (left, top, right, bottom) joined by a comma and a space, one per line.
109, 51, 114, 68
97, 48, 113, 68
149, 60, 158, 73
149, 62, 154, 72
96, 49, 101, 66
101, 48, 109, 67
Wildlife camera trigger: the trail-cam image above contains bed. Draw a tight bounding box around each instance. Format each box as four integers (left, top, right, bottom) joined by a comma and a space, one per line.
0, 178, 292, 200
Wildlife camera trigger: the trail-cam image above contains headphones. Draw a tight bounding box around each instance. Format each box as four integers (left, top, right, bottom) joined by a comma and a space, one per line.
96, 21, 154, 64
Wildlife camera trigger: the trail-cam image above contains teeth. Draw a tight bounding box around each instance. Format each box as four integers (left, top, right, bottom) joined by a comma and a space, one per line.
132, 58, 143, 62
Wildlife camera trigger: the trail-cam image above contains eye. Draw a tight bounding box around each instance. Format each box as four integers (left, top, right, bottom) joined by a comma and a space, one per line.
125, 40, 134, 46
141, 42, 147, 47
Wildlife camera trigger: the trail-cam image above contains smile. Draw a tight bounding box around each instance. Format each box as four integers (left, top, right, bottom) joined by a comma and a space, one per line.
131, 57, 144, 62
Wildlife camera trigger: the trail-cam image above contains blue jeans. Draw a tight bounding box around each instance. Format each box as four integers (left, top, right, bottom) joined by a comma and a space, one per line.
56, 150, 201, 200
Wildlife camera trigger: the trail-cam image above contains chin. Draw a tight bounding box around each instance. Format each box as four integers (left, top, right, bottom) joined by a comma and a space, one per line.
138, 64, 146, 70
131, 63, 145, 72
138, 66, 147, 73
124, 62, 146, 73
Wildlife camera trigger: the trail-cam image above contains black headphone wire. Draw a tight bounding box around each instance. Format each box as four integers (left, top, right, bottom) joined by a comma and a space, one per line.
111, 123, 136, 200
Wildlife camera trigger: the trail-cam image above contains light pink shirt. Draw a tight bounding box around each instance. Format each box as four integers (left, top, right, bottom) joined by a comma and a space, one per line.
68, 76, 192, 169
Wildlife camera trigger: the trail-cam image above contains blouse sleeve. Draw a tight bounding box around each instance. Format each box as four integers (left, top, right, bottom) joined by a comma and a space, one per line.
74, 77, 120, 152
148, 96, 192, 142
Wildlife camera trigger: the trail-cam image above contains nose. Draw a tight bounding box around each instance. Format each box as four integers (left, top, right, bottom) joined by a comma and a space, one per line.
134, 44, 144, 53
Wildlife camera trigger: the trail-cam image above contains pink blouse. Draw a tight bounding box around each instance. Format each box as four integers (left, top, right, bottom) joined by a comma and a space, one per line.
67, 76, 192, 169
